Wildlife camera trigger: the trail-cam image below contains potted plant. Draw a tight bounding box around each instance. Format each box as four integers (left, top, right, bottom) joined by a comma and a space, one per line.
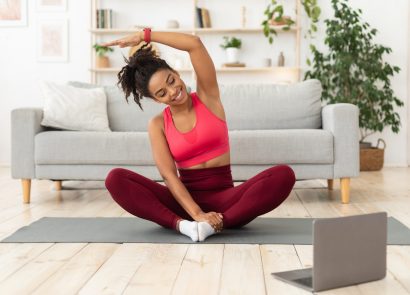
261, 0, 320, 44
220, 36, 242, 63
93, 44, 114, 68
304, 0, 403, 171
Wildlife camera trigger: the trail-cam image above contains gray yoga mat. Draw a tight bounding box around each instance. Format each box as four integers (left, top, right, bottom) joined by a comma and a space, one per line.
1, 217, 410, 244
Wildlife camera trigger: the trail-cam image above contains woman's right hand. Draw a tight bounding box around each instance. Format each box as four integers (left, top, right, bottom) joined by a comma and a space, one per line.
193, 211, 224, 232
100, 32, 144, 48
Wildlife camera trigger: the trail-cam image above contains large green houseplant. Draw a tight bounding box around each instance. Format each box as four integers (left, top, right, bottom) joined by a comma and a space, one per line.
304, 0, 403, 153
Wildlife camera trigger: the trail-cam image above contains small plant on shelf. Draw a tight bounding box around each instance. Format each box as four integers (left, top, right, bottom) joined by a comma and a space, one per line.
93, 44, 114, 68
220, 36, 242, 64
93, 44, 114, 56
261, 0, 320, 44
219, 36, 242, 49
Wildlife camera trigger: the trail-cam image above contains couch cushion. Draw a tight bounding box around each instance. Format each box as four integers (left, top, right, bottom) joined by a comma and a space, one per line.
35, 129, 333, 165
230, 129, 333, 164
220, 79, 323, 130
35, 131, 153, 165
69, 79, 323, 132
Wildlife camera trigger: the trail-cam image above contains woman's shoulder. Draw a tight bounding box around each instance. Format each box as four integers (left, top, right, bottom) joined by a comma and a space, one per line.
150, 112, 166, 133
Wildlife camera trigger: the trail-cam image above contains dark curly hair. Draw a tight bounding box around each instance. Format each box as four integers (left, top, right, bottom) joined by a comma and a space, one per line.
117, 43, 174, 111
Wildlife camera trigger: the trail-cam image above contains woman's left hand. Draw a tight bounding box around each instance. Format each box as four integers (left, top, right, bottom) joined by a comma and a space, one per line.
100, 32, 143, 48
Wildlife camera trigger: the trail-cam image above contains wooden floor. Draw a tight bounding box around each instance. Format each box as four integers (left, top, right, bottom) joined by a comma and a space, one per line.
0, 166, 409, 295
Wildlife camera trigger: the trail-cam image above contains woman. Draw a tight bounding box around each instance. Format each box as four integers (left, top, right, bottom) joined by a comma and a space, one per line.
102, 29, 296, 242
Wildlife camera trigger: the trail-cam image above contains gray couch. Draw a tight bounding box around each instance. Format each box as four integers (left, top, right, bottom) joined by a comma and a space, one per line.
11, 79, 359, 204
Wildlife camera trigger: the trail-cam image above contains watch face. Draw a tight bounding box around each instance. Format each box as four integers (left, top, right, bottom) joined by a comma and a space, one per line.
128, 42, 161, 58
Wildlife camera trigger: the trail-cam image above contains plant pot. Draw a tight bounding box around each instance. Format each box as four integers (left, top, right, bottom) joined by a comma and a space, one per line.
269, 16, 292, 26
360, 138, 386, 171
226, 47, 239, 63
96, 56, 110, 68
360, 141, 372, 149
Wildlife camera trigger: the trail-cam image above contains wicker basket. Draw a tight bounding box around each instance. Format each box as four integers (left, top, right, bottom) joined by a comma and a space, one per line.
360, 138, 386, 171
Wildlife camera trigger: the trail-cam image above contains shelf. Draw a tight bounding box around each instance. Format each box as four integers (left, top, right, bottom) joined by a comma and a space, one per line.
89, 26, 299, 35
217, 66, 299, 72
89, 67, 299, 73
195, 26, 299, 34
90, 0, 302, 84
90, 28, 195, 34
89, 67, 193, 73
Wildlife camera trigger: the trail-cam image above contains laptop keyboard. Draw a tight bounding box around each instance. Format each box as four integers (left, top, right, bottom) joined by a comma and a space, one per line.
294, 277, 313, 287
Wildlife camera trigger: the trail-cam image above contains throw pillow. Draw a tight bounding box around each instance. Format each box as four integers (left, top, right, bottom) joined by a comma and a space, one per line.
68, 81, 191, 132
40, 81, 111, 132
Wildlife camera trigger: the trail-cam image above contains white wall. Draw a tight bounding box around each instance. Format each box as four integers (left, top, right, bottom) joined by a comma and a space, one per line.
0, 0, 408, 167
408, 5, 410, 166
0, 0, 91, 166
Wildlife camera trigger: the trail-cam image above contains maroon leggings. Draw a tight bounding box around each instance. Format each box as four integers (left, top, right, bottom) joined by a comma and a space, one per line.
104, 164, 296, 231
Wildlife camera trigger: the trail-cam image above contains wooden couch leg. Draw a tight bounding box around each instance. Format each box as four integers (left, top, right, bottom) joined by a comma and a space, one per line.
55, 180, 62, 191
22, 179, 31, 204
340, 178, 350, 204
327, 179, 334, 190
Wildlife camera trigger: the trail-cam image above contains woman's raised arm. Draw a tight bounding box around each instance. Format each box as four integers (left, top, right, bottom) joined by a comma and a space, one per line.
101, 31, 199, 52
102, 31, 219, 100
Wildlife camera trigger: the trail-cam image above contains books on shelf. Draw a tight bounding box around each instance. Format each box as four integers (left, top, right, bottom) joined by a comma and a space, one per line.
196, 6, 211, 28
96, 9, 113, 29
202, 8, 211, 28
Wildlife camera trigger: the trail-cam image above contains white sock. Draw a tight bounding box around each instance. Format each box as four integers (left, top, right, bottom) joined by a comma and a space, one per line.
198, 222, 216, 242
178, 220, 199, 242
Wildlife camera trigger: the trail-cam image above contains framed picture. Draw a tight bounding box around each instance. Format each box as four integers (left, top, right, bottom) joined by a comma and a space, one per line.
37, 0, 67, 12
37, 18, 68, 62
0, 0, 27, 27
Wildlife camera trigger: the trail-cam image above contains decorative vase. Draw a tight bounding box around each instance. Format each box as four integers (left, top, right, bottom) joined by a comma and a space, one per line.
277, 52, 285, 67
226, 47, 239, 63
96, 56, 110, 68
166, 19, 179, 29
359, 138, 386, 171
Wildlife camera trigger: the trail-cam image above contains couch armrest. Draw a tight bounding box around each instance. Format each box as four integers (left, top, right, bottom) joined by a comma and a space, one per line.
11, 108, 46, 179
322, 103, 360, 178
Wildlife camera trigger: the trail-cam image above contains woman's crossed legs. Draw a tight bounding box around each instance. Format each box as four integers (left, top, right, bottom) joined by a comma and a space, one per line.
105, 165, 296, 234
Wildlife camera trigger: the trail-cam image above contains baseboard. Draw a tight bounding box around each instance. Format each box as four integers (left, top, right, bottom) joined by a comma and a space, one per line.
383, 163, 409, 168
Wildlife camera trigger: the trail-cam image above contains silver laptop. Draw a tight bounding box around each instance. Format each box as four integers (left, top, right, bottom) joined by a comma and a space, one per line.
271, 212, 387, 292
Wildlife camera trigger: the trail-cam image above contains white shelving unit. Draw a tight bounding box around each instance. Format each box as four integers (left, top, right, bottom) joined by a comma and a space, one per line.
90, 66, 300, 73
90, 26, 299, 35
90, 0, 301, 84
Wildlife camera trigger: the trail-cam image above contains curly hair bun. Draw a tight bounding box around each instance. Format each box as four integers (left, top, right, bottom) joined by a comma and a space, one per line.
129, 43, 159, 60
117, 42, 173, 111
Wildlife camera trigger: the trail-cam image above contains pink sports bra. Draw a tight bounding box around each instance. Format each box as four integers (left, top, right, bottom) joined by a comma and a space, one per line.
163, 92, 230, 169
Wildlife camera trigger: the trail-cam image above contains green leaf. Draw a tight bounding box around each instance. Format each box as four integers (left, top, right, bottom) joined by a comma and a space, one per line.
312, 6, 321, 20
